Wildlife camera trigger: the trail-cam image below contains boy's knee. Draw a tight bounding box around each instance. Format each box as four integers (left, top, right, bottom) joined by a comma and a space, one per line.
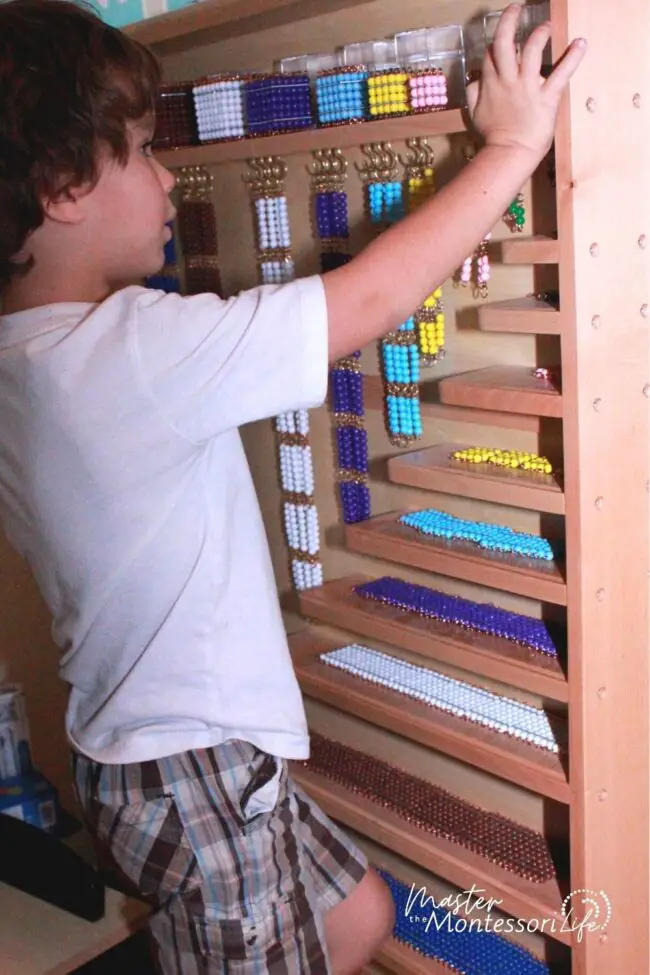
324, 869, 395, 974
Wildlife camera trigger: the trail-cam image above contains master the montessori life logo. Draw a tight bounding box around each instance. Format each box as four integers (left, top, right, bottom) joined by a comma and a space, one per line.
404, 884, 612, 943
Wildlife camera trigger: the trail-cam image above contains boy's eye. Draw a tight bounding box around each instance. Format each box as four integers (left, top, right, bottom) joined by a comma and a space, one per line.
141, 140, 154, 157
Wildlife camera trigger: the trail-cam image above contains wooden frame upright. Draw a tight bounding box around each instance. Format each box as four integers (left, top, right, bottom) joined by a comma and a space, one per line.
553, 0, 650, 970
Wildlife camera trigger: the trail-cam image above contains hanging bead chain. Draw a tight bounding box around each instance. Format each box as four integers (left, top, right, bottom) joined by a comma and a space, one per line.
455, 142, 491, 299
244, 156, 323, 591
402, 138, 445, 366
176, 166, 222, 296
309, 149, 371, 525
357, 143, 422, 447
504, 190, 526, 233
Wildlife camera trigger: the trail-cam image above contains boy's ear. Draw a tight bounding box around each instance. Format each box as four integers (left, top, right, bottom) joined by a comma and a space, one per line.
42, 184, 91, 225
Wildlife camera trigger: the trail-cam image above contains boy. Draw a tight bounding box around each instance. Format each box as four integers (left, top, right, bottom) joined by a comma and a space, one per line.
0, 2, 585, 972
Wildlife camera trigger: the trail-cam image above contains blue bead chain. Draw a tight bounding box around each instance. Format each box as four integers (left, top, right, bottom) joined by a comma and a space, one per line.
379, 869, 549, 974
400, 509, 558, 561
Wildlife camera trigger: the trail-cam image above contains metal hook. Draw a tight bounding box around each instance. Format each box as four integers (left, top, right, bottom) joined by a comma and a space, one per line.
307, 148, 348, 190
243, 155, 287, 197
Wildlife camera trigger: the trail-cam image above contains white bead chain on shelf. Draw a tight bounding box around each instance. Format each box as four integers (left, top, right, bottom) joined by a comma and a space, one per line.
321, 644, 561, 752
246, 156, 323, 591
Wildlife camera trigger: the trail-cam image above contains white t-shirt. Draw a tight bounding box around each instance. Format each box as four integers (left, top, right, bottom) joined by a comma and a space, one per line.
0, 277, 328, 764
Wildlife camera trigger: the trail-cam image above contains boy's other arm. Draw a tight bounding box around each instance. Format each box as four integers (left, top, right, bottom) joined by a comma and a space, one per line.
323, 4, 586, 362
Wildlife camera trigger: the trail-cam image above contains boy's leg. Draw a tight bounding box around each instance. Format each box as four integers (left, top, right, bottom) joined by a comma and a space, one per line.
323, 871, 395, 975
73, 742, 392, 974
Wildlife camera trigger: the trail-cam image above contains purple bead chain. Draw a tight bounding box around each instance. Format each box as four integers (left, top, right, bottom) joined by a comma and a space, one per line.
354, 576, 561, 656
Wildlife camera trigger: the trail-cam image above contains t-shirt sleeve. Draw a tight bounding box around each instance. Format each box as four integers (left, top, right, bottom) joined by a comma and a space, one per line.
130, 275, 329, 443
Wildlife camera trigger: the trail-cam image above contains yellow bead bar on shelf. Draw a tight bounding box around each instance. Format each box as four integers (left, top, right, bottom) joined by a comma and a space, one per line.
452, 446, 553, 475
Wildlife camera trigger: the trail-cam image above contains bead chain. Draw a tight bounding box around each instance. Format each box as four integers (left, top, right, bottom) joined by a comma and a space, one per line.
504, 190, 526, 233
456, 143, 491, 298
354, 576, 562, 656
379, 869, 550, 973
452, 446, 553, 476
309, 149, 371, 524
400, 508, 557, 561
176, 166, 222, 297
305, 732, 557, 883
321, 644, 564, 752
456, 232, 491, 298
245, 157, 323, 590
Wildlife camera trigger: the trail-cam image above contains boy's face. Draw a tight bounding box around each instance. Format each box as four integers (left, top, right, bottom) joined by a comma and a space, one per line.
84, 116, 176, 287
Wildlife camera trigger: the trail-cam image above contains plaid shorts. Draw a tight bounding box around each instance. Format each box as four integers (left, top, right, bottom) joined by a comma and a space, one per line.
73, 740, 368, 974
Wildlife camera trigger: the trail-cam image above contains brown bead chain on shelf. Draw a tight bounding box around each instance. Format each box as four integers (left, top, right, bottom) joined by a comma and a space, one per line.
305, 733, 558, 884
176, 166, 223, 297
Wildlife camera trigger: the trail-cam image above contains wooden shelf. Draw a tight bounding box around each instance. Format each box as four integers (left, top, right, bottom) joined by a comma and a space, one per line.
125, 0, 376, 47
291, 765, 568, 942
345, 513, 567, 605
362, 375, 557, 434
388, 442, 564, 515
477, 297, 563, 335
299, 576, 568, 703
290, 631, 569, 803
439, 367, 563, 419
498, 236, 559, 265
156, 110, 465, 168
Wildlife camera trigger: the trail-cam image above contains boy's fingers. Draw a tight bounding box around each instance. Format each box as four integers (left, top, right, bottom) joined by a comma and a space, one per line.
491, 4, 524, 80
543, 38, 587, 99
520, 21, 552, 79
481, 46, 498, 82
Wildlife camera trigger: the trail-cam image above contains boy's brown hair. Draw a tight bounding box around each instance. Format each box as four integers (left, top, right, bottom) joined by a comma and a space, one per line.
0, 0, 161, 291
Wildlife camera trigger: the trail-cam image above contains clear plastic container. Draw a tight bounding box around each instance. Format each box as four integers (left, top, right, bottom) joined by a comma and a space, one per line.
484, 3, 551, 63
277, 52, 341, 76
342, 38, 398, 70
395, 25, 466, 109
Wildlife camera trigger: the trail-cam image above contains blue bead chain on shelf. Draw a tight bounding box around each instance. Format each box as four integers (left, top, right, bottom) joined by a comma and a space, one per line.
400, 509, 557, 561
311, 148, 371, 524
354, 576, 561, 656
379, 869, 549, 974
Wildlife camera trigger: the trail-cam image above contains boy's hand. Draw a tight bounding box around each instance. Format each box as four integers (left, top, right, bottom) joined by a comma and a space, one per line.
467, 3, 586, 162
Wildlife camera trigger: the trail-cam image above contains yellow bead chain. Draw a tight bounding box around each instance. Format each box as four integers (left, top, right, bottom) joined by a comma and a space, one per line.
452, 446, 553, 475
417, 287, 444, 360
408, 168, 435, 211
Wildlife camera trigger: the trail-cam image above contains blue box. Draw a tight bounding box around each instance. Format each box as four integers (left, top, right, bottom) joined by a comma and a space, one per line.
0, 772, 61, 834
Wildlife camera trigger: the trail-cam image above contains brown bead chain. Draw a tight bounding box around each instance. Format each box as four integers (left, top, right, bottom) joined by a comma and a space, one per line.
304, 733, 558, 884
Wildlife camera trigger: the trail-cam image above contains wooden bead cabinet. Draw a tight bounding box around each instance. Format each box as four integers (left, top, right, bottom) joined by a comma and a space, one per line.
133, 0, 650, 971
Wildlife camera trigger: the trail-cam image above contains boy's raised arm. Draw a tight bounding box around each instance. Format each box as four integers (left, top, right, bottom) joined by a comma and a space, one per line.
323, 4, 586, 362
